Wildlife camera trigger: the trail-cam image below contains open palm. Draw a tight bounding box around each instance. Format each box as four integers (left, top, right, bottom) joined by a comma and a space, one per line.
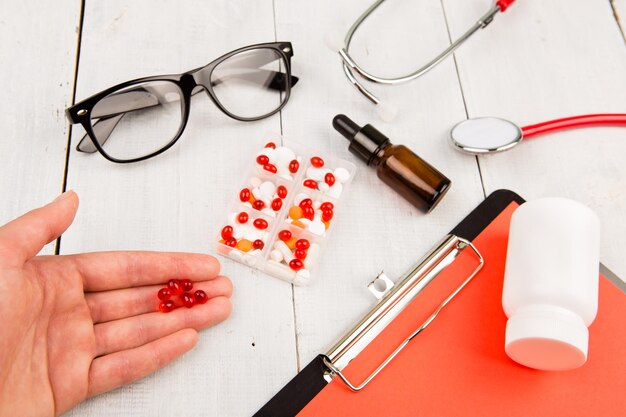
0, 191, 232, 416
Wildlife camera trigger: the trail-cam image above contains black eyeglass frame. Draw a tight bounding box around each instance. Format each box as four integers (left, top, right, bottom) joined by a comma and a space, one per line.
65, 41, 296, 163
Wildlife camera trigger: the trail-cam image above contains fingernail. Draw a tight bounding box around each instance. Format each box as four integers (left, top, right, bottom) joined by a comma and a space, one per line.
53, 190, 74, 203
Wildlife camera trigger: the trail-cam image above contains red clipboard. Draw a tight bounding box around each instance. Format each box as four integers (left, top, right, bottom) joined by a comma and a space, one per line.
254, 190, 626, 417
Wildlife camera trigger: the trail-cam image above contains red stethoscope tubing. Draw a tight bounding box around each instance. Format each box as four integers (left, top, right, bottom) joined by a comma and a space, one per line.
521, 114, 626, 140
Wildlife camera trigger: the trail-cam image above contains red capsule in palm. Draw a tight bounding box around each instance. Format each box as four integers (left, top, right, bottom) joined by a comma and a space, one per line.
157, 287, 171, 301
256, 155, 269, 165
302, 206, 315, 220
289, 259, 304, 271
253, 239, 265, 250
277, 185, 288, 199
271, 198, 283, 211
221, 225, 234, 240
303, 179, 318, 189
194, 290, 208, 304
181, 292, 195, 308
263, 164, 277, 174
278, 230, 292, 241
253, 200, 265, 210
299, 198, 313, 208
167, 279, 183, 295
310, 156, 324, 168
294, 248, 307, 260
225, 237, 237, 247
159, 300, 176, 313
265, 142, 276, 149
289, 159, 299, 173
239, 188, 251, 202
253, 218, 268, 229
320, 202, 334, 211
181, 279, 193, 292
324, 172, 336, 186
322, 209, 334, 222
237, 212, 249, 224
295, 239, 310, 250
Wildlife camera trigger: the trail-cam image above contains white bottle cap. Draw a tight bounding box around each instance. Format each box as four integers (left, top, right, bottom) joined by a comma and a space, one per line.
505, 305, 589, 371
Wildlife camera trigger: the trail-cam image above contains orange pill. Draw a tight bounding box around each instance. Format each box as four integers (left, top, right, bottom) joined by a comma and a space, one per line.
286, 236, 298, 250
289, 206, 303, 220
249, 195, 256, 203
323, 221, 331, 230
236, 239, 253, 252
292, 220, 305, 228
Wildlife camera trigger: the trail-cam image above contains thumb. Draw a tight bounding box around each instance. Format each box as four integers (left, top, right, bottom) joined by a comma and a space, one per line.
0, 190, 79, 264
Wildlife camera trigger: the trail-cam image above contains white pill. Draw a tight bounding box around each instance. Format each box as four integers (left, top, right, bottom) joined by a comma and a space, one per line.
259, 181, 276, 199
294, 193, 310, 206
327, 182, 343, 198
334, 167, 350, 183
296, 268, 311, 279
318, 182, 330, 192
259, 148, 276, 162
229, 250, 243, 261
244, 227, 265, 242
243, 254, 258, 266
261, 208, 276, 217
280, 174, 293, 181
277, 167, 290, 177
270, 249, 284, 262
274, 146, 296, 166
309, 220, 326, 235
265, 260, 296, 282
294, 269, 311, 286
232, 224, 245, 239
248, 249, 262, 257
305, 243, 321, 268
252, 187, 263, 200
306, 167, 325, 181
299, 218, 312, 226
274, 240, 294, 262
250, 177, 262, 188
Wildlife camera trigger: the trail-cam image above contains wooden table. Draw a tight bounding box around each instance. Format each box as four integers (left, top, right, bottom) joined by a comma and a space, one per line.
2, 1, 625, 415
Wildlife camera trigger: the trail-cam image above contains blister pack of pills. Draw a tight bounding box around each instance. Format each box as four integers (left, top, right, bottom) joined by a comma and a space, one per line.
215, 134, 356, 285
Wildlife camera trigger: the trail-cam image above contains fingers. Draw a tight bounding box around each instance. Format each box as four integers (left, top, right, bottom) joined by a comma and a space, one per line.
94, 296, 231, 357
87, 328, 198, 398
69, 251, 221, 291
0, 191, 78, 265
86, 275, 233, 323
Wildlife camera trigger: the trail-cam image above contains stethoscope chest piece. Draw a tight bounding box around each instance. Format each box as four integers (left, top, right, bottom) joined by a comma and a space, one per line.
450, 117, 523, 155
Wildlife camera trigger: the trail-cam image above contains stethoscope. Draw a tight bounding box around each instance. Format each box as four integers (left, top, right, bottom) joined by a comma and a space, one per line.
449, 114, 626, 155
330, 0, 516, 121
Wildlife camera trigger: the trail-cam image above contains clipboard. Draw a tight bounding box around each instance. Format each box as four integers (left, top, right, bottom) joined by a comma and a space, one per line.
253, 189, 626, 417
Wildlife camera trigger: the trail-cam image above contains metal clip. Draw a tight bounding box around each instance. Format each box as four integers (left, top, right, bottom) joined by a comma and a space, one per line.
323, 234, 484, 392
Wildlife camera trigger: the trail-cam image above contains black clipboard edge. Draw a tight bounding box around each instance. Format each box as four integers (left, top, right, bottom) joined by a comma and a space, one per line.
252, 189, 525, 417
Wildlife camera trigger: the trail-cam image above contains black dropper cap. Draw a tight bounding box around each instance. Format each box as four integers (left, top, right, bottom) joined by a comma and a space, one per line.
333, 114, 390, 166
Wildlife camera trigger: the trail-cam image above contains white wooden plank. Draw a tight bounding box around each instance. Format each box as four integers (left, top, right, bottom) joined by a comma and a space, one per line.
274, 0, 485, 372
62, 1, 297, 416
444, 0, 626, 280
0, 1, 80, 254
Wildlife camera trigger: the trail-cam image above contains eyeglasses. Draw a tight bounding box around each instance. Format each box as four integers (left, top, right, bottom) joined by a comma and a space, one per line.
65, 42, 298, 163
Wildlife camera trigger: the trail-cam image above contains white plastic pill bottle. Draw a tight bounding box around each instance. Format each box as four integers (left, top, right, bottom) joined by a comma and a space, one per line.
502, 197, 600, 371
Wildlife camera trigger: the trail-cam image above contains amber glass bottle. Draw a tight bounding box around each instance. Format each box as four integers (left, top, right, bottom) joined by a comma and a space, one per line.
333, 114, 451, 213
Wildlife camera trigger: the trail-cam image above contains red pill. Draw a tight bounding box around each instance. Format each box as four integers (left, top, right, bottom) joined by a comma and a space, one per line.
295, 239, 310, 250
299, 198, 313, 208
294, 248, 307, 260
271, 198, 283, 211
253, 218, 268, 229
277, 185, 288, 199
320, 202, 334, 211
303, 179, 318, 189
159, 300, 175, 313
194, 290, 208, 304
181, 279, 193, 292
265, 142, 276, 149
225, 237, 237, 247
302, 206, 315, 220
256, 155, 269, 165
253, 239, 265, 250
324, 172, 336, 186
252, 200, 265, 210
278, 230, 292, 241
157, 287, 171, 301
322, 209, 334, 222
310, 156, 324, 168
237, 212, 249, 224
221, 225, 234, 240
289, 159, 299, 173
239, 188, 251, 202
167, 279, 183, 295
181, 292, 195, 308
264, 164, 278, 174
289, 259, 304, 271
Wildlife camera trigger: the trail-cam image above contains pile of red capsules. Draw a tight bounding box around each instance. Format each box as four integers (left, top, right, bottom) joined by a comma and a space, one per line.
157, 279, 208, 313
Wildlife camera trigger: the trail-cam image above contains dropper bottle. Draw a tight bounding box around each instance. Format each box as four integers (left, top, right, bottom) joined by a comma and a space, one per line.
333, 114, 451, 213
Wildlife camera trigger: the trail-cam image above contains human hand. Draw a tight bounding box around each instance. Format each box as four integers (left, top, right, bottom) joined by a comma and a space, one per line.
0, 191, 232, 416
